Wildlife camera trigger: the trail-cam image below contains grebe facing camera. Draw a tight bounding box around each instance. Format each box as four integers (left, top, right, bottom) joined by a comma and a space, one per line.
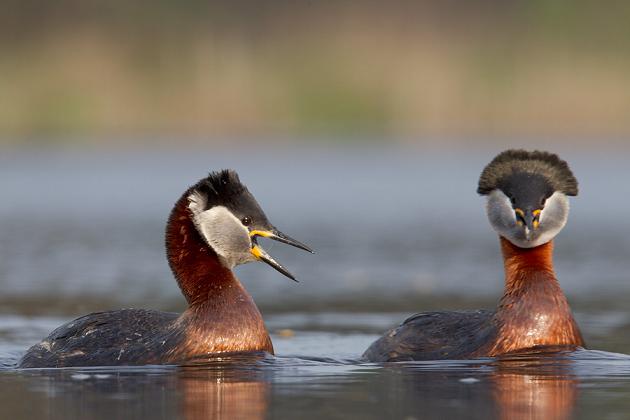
363, 150, 584, 362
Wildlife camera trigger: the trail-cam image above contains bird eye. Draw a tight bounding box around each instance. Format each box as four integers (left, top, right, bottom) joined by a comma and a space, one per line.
241, 216, 252, 226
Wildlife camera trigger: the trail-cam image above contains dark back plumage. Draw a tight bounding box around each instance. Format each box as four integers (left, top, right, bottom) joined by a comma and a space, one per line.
362, 310, 496, 362
477, 150, 578, 196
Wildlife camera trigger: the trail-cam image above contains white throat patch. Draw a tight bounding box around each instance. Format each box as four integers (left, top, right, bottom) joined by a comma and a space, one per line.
187, 192, 255, 268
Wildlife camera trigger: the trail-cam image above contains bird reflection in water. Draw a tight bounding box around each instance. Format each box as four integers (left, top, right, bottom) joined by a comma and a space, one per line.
490, 348, 578, 420
389, 347, 579, 420
13, 353, 272, 420
179, 354, 270, 420
13, 351, 583, 419
182, 350, 580, 420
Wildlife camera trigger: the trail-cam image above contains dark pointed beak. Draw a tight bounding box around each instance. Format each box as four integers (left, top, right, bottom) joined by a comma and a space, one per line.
515, 208, 541, 240
523, 211, 535, 232
249, 228, 313, 281
266, 229, 314, 253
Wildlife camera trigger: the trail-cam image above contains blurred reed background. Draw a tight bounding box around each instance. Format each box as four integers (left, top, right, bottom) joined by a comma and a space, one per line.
1, 0, 629, 147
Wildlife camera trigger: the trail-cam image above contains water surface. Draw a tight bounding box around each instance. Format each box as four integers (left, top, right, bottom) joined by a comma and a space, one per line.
0, 148, 629, 419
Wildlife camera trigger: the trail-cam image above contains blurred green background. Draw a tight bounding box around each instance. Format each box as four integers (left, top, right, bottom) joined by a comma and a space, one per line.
1, 0, 630, 147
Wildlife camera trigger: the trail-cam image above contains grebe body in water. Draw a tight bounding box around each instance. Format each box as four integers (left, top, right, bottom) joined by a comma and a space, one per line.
363, 150, 584, 361
20, 170, 312, 367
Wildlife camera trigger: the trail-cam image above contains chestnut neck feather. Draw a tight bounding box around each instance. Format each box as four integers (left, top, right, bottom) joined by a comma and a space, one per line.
163, 194, 273, 357
488, 237, 584, 355
165, 193, 235, 305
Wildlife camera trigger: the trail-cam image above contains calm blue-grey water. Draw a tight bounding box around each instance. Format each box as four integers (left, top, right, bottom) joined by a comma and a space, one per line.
0, 147, 630, 419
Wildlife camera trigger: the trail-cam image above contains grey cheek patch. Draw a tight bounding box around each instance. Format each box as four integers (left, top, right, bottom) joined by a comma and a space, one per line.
191, 204, 255, 268
534, 192, 569, 245
486, 190, 570, 248
486, 190, 517, 235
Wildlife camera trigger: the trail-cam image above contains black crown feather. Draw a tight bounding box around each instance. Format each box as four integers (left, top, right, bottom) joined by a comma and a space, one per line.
197, 169, 246, 198
477, 149, 578, 196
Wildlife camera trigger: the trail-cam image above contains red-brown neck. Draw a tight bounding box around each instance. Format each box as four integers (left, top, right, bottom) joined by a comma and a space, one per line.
488, 237, 584, 355
163, 194, 273, 358
165, 193, 235, 305
501, 237, 556, 289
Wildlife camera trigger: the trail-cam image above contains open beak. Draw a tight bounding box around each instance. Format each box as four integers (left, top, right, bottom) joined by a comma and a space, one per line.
249, 228, 313, 281
515, 208, 541, 240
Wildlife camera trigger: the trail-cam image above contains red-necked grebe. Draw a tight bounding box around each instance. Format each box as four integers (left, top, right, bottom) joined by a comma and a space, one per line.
19, 170, 312, 367
363, 150, 584, 361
